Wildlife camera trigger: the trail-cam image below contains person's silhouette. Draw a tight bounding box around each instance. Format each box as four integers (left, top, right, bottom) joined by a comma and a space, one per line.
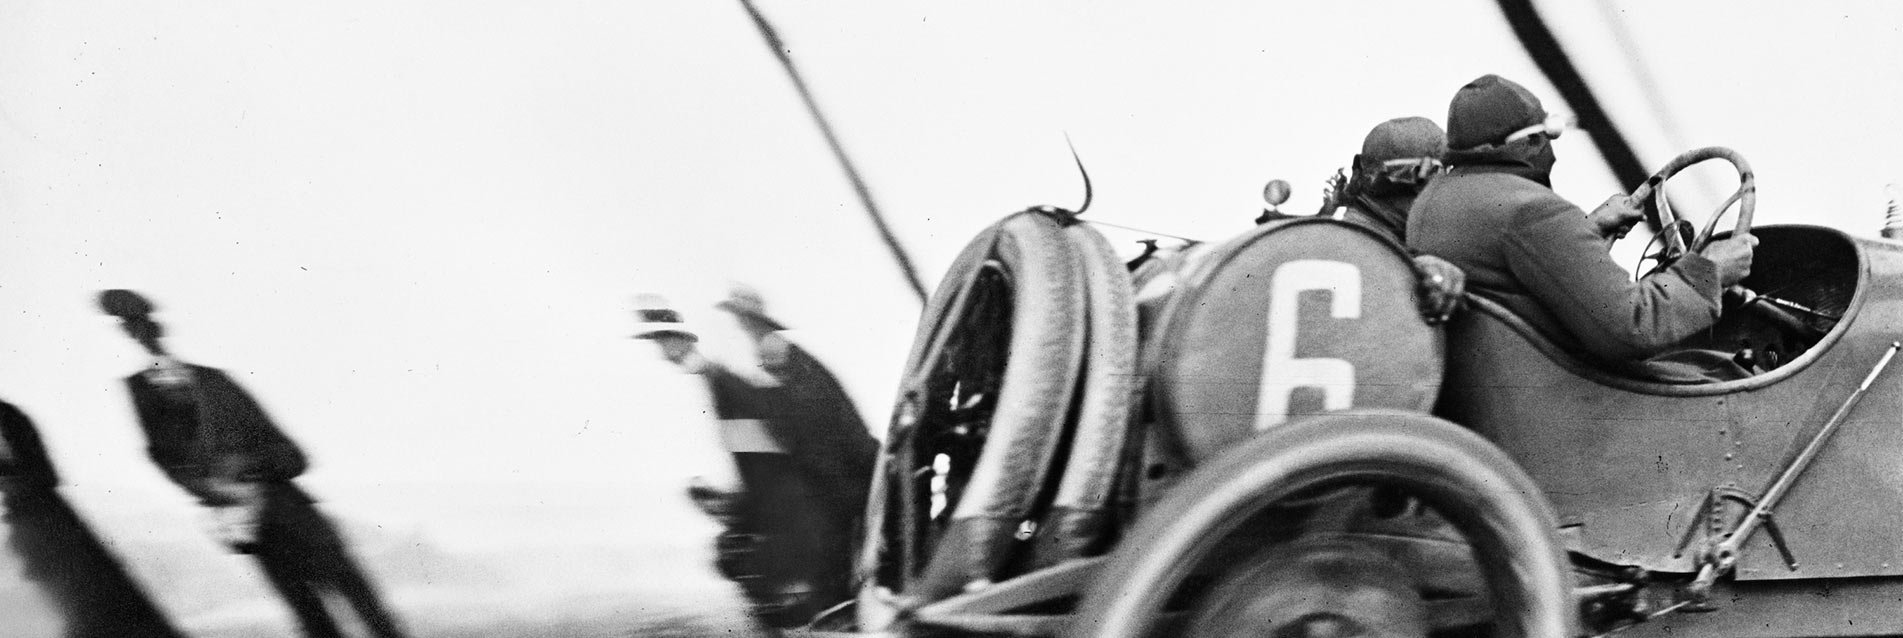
716, 287, 876, 613
633, 296, 831, 631
1, 398, 183, 638
98, 289, 407, 638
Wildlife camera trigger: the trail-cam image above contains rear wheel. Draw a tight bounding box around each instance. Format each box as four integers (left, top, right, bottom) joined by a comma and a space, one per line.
1069, 411, 1573, 638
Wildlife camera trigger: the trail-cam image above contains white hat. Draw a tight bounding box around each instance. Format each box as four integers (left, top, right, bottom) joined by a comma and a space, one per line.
630, 295, 698, 340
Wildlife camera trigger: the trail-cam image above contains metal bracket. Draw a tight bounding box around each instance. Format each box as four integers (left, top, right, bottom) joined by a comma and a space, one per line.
1025, 204, 1082, 227
1674, 485, 1801, 613
890, 393, 924, 582
1671, 342, 1902, 614
1674, 486, 1798, 572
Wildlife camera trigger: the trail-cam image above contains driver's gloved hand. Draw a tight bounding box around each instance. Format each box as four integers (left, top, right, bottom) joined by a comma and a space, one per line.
1412, 255, 1467, 325
1588, 193, 1646, 241
1702, 234, 1760, 287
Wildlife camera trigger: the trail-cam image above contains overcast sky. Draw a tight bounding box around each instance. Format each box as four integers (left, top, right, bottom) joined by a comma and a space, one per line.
2, 0, 1900, 617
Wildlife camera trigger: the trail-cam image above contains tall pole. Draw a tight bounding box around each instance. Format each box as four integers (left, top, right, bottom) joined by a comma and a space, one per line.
737, 0, 930, 305
1496, 0, 1670, 231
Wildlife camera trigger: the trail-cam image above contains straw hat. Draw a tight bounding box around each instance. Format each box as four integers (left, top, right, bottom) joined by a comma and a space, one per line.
630, 294, 697, 340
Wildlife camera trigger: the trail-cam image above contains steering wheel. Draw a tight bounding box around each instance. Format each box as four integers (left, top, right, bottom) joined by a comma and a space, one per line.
1627, 147, 1755, 277
1627, 147, 1831, 366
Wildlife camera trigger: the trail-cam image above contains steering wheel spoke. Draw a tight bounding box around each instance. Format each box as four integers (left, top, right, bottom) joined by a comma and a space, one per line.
1634, 219, 1699, 280
1624, 147, 1757, 270
1692, 189, 1749, 251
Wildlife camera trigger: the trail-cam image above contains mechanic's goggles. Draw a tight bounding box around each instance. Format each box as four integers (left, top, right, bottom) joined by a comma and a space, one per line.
1504, 114, 1576, 144
1377, 157, 1445, 185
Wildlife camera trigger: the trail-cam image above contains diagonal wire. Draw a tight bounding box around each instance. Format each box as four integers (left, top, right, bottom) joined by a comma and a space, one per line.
1496, 0, 1675, 232
1081, 219, 1199, 244
1590, 0, 1725, 207
737, 0, 929, 305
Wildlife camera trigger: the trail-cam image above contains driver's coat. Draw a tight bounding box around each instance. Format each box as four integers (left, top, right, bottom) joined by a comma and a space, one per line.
1408, 167, 1722, 362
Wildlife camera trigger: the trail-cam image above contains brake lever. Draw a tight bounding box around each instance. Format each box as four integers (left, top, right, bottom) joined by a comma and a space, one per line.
1728, 286, 1826, 342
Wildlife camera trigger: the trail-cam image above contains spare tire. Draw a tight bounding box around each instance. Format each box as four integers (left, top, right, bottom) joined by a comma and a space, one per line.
1146, 219, 1443, 464
861, 211, 1089, 614
1030, 221, 1139, 567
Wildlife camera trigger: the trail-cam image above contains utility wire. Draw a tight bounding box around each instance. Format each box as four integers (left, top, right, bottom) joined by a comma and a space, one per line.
1496, 0, 1672, 232
1590, 0, 1725, 207
1082, 219, 1200, 244
737, 0, 930, 305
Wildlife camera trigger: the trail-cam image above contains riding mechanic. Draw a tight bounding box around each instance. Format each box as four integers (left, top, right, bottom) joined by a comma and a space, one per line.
1323, 115, 1468, 324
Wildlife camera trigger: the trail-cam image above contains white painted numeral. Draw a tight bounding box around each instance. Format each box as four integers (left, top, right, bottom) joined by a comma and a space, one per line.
1254, 260, 1361, 430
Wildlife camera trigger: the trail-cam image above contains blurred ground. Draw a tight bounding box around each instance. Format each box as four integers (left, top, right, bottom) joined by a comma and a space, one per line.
3, 480, 781, 637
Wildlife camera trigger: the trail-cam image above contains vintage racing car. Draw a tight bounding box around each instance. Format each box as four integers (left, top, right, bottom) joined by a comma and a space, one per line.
839, 147, 1902, 638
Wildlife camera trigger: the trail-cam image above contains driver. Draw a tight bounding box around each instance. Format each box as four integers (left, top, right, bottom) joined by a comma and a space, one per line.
1407, 74, 1758, 383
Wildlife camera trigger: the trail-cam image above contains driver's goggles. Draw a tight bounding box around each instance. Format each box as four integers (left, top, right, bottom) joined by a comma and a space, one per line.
1377, 157, 1445, 184
1505, 114, 1576, 144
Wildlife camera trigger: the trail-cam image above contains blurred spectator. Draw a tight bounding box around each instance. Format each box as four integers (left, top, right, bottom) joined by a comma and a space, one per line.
633, 295, 837, 632
98, 289, 407, 638
1, 398, 183, 638
717, 286, 876, 614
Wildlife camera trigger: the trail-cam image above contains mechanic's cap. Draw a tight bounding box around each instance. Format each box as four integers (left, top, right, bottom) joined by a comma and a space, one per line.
1360, 116, 1446, 164
630, 294, 697, 341
1445, 74, 1547, 151
98, 289, 157, 319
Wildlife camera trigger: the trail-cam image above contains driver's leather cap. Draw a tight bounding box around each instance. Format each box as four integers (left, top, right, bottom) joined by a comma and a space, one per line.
1359, 116, 1446, 164
1446, 74, 1547, 151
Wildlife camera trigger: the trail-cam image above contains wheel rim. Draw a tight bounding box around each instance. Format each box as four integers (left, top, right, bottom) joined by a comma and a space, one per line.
905, 261, 1014, 579
1625, 146, 1755, 269
1186, 536, 1428, 638
1070, 412, 1573, 638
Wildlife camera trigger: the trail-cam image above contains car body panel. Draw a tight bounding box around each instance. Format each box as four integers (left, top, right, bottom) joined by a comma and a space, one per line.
1438, 225, 1903, 580
1615, 576, 1903, 637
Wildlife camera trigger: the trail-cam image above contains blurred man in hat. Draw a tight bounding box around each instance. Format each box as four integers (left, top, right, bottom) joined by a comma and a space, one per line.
2, 397, 183, 638
1318, 117, 1467, 324
97, 290, 407, 638
716, 286, 876, 616
1407, 75, 1757, 382
632, 296, 832, 631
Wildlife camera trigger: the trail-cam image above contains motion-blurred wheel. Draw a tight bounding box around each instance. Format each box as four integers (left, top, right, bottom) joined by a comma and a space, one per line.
1069, 412, 1574, 638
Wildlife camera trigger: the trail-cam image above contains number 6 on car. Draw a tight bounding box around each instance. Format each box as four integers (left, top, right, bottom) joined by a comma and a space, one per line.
1256, 259, 1362, 431
1147, 218, 1444, 462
